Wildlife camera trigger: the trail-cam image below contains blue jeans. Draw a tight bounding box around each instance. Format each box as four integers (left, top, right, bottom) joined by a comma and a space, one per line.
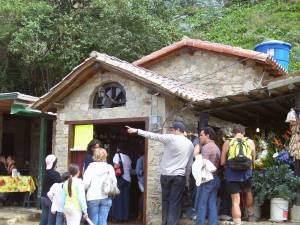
195, 176, 220, 225
160, 175, 185, 225
87, 198, 112, 225
55, 212, 65, 225
112, 177, 130, 221
39, 197, 56, 225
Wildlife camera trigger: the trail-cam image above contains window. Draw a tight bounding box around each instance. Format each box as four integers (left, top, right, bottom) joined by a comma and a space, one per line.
93, 82, 126, 109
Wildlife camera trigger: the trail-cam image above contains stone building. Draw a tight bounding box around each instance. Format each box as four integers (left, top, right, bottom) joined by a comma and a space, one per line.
32, 38, 287, 224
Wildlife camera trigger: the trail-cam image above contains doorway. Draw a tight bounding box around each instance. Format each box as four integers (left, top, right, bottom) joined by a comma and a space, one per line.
68, 118, 148, 225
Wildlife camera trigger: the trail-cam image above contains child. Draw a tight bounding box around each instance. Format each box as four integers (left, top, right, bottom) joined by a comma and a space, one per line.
47, 172, 69, 225
63, 164, 88, 225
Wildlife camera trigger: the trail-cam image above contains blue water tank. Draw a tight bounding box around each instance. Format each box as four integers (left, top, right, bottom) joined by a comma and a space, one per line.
255, 40, 291, 70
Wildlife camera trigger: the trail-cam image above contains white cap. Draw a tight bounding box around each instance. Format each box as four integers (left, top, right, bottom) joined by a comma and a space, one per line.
45, 154, 57, 170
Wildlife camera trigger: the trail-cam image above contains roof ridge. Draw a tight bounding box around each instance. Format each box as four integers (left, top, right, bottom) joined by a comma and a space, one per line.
133, 38, 288, 76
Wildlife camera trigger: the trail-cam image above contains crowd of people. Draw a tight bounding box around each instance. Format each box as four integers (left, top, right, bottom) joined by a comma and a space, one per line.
40, 141, 144, 225
40, 121, 255, 225
127, 121, 256, 225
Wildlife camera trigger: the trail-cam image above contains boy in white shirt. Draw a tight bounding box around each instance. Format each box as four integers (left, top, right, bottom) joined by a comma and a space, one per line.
47, 172, 69, 225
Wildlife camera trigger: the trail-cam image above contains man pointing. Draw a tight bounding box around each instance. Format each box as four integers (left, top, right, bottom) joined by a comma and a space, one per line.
127, 121, 194, 225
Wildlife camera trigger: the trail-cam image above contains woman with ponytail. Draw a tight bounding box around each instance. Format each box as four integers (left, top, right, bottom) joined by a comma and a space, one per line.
63, 164, 88, 225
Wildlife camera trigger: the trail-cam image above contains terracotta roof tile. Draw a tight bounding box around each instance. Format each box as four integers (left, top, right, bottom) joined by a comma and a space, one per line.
93, 52, 213, 102
32, 52, 213, 111
133, 38, 288, 77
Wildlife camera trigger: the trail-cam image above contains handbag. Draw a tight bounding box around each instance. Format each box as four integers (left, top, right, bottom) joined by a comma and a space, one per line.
114, 153, 124, 177
102, 167, 120, 197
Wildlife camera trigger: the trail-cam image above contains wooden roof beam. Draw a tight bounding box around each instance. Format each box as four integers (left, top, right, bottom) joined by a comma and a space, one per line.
201, 92, 297, 113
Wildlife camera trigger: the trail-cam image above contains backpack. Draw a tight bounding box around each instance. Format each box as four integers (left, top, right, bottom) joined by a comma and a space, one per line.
227, 137, 252, 171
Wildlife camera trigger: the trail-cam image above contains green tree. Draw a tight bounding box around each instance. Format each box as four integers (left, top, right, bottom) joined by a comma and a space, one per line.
1, 0, 181, 96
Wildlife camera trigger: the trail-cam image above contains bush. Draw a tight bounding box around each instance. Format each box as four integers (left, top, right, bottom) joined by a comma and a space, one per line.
252, 164, 300, 205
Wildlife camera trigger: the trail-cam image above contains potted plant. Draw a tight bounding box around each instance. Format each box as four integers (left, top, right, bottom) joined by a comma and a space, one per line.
252, 164, 300, 221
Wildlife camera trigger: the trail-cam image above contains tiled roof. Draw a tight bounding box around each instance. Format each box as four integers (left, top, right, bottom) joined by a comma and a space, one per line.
92, 52, 213, 101
133, 38, 288, 77
32, 52, 213, 111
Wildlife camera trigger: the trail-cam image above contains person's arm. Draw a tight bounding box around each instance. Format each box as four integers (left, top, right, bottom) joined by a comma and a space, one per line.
84, 155, 93, 171
113, 154, 120, 168
185, 148, 194, 188
127, 127, 173, 144
249, 139, 256, 168
47, 184, 56, 201
221, 140, 229, 166
77, 180, 88, 214
62, 183, 67, 209
82, 167, 92, 190
193, 144, 200, 157
135, 158, 143, 177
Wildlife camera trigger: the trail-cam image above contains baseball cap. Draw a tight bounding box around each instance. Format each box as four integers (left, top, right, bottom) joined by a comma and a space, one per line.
170, 121, 186, 132
45, 154, 57, 170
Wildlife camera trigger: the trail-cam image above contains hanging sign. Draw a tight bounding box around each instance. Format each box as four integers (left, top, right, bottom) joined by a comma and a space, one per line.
71, 124, 94, 151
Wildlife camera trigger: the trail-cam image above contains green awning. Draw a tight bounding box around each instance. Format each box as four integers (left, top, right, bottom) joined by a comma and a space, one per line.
10, 104, 55, 118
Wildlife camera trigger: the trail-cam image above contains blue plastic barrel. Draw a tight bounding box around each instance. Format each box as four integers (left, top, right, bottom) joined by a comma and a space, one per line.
255, 40, 291, 70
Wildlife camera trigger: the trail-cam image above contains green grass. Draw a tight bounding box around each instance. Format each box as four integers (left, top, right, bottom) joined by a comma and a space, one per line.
183, 0, 300, 72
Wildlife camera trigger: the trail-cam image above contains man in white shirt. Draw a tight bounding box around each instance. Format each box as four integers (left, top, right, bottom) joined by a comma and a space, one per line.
127, 121, 194, 225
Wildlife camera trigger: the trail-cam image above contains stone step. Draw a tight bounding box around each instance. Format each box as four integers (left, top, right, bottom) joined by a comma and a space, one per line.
0, 207, 40, 225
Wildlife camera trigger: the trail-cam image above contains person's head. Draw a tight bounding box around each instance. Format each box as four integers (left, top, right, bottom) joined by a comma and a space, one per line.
170, 121, 186, 135
116, 143, 125, 153
45, 154, 57, 170
61, 172, 69, 182
6, 156, 15, 165
232, 124, 245, 136
87, 139, 101, 155
93, 148, 108, 162
67, 164, 80, 197
199, 127, 215, 145
0, 155, 6, 164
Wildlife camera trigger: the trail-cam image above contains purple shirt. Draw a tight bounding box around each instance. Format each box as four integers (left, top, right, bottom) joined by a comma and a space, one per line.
201, 141, 220, 169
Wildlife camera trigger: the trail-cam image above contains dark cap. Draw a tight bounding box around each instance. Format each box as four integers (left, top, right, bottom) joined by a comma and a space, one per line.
170, 121, 186, 132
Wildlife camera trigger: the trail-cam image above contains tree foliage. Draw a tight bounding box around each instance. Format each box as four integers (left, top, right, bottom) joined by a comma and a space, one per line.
0, 0, 181, 95
182, 0, 300, 71
1, 0, 300, 96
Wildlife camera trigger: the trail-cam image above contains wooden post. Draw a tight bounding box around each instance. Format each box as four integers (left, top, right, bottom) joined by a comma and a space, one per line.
294, 93, 300, 176
294, 93, 300, 206
198, 113, 209, 132
0, 113, 2, 153
37, 117, 48, 207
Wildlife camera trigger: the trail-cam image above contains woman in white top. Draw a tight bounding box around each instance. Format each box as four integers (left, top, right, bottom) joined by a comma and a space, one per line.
111, 146, 132, 222
83, 148, 117, 225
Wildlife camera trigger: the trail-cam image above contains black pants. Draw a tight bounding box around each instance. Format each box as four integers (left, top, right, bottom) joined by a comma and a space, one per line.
160, 175, 185, 225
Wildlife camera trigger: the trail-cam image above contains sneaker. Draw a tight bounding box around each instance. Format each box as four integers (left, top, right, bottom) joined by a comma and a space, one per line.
218, 214, 232, 221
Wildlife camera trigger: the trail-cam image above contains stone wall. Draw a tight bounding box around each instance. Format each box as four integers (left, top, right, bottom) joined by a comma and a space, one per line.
147, 49, 273, 97
53, 71, 167, 223
52, 69, 239, 224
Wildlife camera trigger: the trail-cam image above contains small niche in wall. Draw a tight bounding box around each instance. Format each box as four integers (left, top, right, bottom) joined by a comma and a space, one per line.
92, 82, 126, 109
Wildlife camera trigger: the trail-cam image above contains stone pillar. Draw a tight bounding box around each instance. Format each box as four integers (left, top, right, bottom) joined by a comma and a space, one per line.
0, 113, 3, 153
